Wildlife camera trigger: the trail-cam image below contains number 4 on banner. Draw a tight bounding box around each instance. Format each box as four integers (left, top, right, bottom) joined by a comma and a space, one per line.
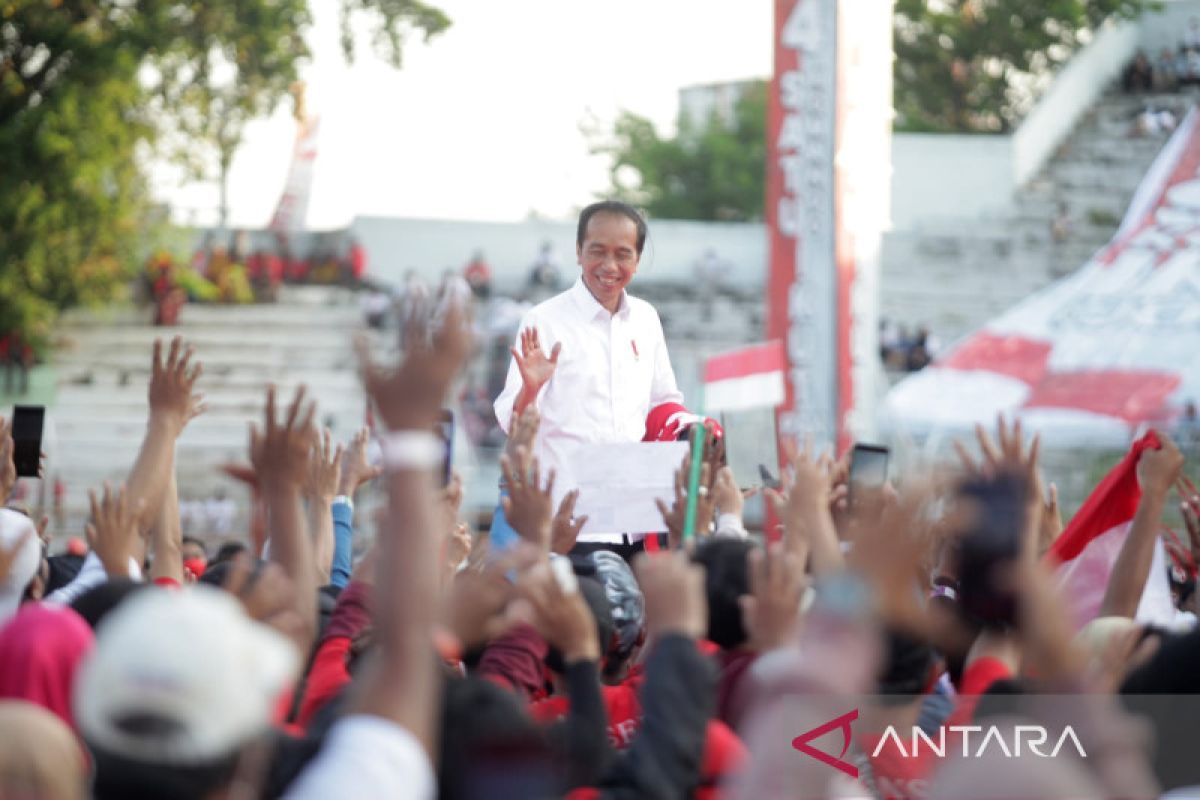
781, 0, 822, 52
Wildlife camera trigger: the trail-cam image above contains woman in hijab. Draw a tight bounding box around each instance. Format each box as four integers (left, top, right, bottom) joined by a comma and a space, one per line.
0, 603, 94, 728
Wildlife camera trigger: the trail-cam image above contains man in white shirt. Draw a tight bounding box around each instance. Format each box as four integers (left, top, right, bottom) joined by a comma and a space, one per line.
492, 200, 688, 557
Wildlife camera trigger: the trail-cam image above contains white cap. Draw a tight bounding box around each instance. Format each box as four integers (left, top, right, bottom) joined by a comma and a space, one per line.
73, 585, 298, 764
0, 509, 40, 624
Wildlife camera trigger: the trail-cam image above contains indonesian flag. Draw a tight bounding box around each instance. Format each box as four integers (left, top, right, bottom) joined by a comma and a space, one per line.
703, 341, 787, 414
1047, 431, 1177, 629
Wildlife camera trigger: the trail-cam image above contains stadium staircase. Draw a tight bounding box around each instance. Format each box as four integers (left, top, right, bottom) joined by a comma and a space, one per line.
46, 286, 369, 544
881, 91, 1190, 346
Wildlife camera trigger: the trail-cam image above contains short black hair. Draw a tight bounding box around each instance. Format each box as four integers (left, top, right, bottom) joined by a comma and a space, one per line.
691, 538, 755, 650
576, 200, 648, 255
181, 536, 207, 556
89, 743, 240, 800
211, 541, 247, 566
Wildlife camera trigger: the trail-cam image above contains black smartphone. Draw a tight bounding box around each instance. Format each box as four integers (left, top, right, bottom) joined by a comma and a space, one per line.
956, 473, 1027, 627
435, 410, 454, 488
11, 405, 44, 478
849, 443, 889, 502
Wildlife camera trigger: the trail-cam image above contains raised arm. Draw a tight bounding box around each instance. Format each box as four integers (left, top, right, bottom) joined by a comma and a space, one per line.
1100, 433, 1182, 619
304, 428, 342, 585
248, 385, 319, 656
126, 337, 205, 535
495, 324, 560, 432
148, 472, 184, 584
348, 280, 474, 753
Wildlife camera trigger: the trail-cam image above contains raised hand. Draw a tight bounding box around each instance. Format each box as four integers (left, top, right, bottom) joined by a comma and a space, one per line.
954, 415, 1047, 556
550, 489, 588, 555
633, 551, 707, 640
511, 327, 561, 393
250, 385, 316, 492
711, 465, 744, 520
357, 278, 473, 432
1138, 431, 1184, 498
655, 453, 715, 549
148, 336, 206, 435
86, 484, 142, 578
500, 445, 556, 551
740, 544, 807, 652
305, 428, 343, 503
338, 427, 383, 497
516, 559, 600, 664
764, 440, 839, 571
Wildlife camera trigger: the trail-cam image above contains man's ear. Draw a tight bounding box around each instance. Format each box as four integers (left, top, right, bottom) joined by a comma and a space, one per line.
576, 244, 583, 264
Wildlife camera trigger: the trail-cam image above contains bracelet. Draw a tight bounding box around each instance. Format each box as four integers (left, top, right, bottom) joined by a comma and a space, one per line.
333, 494, 354, 511
380, 431, 443, 472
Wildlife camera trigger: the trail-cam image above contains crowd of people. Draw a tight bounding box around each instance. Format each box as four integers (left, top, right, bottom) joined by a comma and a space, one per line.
1124, 19, 1200, 94
144, 231, 369, 326
4, 204, 1200, 800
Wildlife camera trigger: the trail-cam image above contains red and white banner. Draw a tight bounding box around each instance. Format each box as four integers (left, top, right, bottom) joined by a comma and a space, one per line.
1048, 431, 1176, 629
703, 341, 788, 413
767, 0, 892, 454
766, 0, 838, 450
884, 109, 1200, 448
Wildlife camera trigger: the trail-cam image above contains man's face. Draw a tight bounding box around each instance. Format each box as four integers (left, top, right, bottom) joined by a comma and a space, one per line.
577, 212, 639, 310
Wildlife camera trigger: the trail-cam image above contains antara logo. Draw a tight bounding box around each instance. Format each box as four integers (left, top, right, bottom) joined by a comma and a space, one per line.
871, 724, 1087, 759
793, 710, 1089, 777
791, 709, 860, 778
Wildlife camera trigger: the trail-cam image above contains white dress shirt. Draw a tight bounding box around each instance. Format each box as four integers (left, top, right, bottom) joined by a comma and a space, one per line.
494, 278, 684, 542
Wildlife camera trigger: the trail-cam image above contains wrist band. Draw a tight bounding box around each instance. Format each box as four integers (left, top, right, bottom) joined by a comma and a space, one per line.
333, 494, 354, 511
380, 431, 443, 472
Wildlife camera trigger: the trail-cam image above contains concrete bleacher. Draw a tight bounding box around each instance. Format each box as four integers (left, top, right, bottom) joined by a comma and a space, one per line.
47, 287, 372, 539
882, 90, 1189, 346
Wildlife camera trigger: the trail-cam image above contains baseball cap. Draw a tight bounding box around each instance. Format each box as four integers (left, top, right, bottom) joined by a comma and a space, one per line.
73, 585, 297, 765
0, 509, 41, 624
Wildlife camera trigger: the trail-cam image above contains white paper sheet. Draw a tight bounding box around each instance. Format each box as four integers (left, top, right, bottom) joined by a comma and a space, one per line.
563, 441, 689, 534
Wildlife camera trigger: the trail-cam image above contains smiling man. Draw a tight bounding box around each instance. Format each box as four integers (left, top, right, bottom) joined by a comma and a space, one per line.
493, 200, 687, 557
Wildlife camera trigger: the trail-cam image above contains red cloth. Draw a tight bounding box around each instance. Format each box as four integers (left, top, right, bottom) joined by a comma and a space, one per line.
529, 681, 748, 796
477, 624, 550, 702
943, 656, 1015, 731
0, 604, 94, 730
297, 636, 353, 729
1047, 430, 1160, 564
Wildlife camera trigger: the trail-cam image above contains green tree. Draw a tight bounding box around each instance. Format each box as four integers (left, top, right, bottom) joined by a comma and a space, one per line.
592, 81, 767, 222
0, 0, 450, 347
894, 0, 1155, 133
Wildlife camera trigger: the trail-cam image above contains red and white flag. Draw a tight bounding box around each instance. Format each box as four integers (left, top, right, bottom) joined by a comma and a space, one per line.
1047, 431, 1176, 629
703, 341, 787, 414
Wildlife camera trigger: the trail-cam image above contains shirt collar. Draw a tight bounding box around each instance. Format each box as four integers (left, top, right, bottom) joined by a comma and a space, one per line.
570, 277, 631, 321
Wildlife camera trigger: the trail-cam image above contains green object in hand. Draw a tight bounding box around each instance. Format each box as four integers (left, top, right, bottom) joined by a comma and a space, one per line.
682, 422, 705, 543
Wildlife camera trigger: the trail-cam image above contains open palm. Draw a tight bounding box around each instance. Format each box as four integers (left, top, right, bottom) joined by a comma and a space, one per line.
512, 327, 561, 390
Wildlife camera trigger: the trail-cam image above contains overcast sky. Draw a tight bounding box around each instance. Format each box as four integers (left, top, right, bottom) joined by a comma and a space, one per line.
150, 0, 773, 229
